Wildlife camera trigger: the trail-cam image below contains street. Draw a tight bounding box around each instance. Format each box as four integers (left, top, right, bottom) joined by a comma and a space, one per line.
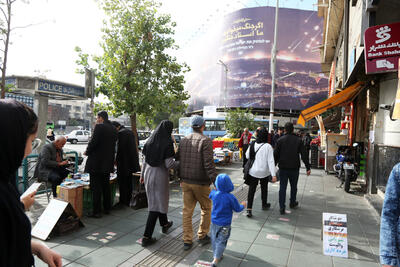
27, 163, 381, 267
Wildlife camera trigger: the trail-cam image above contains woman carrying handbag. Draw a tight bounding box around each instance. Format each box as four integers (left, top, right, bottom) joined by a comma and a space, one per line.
140, 120, 179, 246
245, 127, 277, 218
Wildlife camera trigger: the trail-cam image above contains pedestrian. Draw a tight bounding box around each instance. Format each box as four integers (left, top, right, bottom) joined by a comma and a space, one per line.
273, 127, 284, 146
140, 120, 178, 247
238, 128, 252, 168
0, 99, 62, 267
303, 133, 312, 161
245, 127, 277, 218
111, 121, 140, 207
274, 122, 311, 215
34, 136, 71, 197
380, 163, 400, 267
84, 111, 117, 218
47, 128, 55, 141
209, 173, 245, 266
177, 115, 217, 250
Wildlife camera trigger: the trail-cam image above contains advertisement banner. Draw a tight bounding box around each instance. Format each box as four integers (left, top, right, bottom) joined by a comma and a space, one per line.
186, 7, 328, 111
364, 22, 400, 74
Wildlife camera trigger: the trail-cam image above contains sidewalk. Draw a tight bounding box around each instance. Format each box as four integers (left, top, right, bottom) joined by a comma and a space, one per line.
28, 163, 382, 267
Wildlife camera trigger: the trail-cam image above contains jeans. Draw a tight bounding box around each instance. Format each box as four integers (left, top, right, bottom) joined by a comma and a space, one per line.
48, 167, 70, 197
211, 223, 231, 260
89, 172, 111, 215
143, 211, 168, 238
380, 163, 400, 266
278, 169, 299, 209
247, 176, 268, 209
181, 182, 211, 244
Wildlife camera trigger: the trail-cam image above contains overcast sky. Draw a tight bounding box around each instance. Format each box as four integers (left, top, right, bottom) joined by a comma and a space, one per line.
6, 0, 315, 86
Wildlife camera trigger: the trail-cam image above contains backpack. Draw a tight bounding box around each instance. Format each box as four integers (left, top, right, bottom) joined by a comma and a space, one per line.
243, 142, 265, 185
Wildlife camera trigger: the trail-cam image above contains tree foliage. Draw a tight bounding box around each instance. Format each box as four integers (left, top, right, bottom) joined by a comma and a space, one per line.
75, 0, 189, 134
225, 108, 256, 138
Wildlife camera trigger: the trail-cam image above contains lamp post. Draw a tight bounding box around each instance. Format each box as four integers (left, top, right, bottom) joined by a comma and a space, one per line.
218, 60, 229, 110
269, 0, 279, 133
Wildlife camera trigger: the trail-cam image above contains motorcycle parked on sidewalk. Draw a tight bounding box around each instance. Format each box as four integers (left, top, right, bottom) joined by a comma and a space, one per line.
333, 142, 359, 192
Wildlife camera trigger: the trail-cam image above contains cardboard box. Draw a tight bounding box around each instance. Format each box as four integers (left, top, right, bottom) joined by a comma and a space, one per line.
58, 186, 83, 218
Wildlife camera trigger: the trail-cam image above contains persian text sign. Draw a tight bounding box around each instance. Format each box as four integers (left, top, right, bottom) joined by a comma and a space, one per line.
365, 22, 400, 74
322, 213, 348, 258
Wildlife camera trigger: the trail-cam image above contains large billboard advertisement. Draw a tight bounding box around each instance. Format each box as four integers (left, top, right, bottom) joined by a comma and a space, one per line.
186, 6, 328, 112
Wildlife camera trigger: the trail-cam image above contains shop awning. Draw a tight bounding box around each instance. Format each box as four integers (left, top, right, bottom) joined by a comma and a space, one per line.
297, 81, 365, 126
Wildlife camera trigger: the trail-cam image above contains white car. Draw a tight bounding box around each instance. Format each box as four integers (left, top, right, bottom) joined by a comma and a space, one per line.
65, 130, 91, 144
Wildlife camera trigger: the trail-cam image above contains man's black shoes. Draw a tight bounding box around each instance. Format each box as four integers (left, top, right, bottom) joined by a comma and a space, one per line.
183, 243, 192, 251
198, 235, 211, 246
142, 237, 157, 247
162, 221, 173, 234
289, 201, 299, 209
262, 203, 271, 210
280, 208, 286, 215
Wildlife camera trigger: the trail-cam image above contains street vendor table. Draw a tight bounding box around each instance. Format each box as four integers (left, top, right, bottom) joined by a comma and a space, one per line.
57, 173, 118, 217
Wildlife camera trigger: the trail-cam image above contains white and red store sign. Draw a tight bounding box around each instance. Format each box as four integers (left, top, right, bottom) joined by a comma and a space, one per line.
364, 22, 400, 74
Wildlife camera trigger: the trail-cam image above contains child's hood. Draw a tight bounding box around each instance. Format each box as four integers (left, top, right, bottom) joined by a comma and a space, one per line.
215, 173, 234, 193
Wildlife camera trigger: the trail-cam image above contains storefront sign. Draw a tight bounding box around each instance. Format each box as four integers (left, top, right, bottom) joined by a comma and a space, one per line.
38, 79, 85, 97
365, 22, 400, 74
322, 213, 348, 258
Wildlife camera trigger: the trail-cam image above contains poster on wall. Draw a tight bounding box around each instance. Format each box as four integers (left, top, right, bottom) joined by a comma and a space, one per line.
186, 6, 328, 112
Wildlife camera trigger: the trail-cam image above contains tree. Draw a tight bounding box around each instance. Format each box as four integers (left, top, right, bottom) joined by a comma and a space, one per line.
0, 0, 15, 98
225, 108, 256, 138
76, 0, 189, 140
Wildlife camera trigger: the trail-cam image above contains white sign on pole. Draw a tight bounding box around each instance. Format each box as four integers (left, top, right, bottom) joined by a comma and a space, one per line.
203, 105, 218, 118
322, 213, 348, 258
31, 199, 69, 240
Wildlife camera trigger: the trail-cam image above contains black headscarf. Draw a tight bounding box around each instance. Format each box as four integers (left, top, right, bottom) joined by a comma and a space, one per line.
0, 99, 37, 184
256, 127, 268, 144
143, 120, 175, 167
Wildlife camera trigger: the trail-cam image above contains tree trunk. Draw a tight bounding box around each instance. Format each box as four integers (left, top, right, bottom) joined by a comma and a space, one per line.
130, 112, 139, 152
0, 1, 11, 99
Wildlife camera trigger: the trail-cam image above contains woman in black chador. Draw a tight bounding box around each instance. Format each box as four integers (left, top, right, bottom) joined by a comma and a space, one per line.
0, 99, 62, 267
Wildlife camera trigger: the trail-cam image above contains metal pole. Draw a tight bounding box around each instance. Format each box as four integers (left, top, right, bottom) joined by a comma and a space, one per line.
225, 67, 228, 110
269, 0, 279, 133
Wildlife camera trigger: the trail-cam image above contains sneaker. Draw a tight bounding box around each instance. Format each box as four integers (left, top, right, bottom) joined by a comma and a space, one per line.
289, 201, 299, 209
141, 237, 157, 247
198, 235, 211, 246
262, 203, 271, 210
246, 210, 253, 218
162, 221, 173, 234
280, 208, 286, 215
183, 243, 192, 251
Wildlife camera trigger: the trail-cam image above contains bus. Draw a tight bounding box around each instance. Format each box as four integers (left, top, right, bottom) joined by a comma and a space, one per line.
179, 117, 279, 139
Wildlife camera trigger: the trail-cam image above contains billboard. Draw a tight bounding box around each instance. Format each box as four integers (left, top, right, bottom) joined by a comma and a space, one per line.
186, 6, 328, 112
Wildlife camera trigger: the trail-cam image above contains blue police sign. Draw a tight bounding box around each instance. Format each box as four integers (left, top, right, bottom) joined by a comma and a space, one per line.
38, 79, 85, 97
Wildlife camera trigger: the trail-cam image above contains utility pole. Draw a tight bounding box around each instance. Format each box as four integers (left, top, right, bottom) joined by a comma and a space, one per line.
269, 0, 279, 133
218, 60, 229, 110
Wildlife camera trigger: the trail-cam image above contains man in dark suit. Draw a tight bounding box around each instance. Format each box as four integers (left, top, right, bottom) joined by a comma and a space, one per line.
84, 111, 117, 218
34, 136, 70, 197
274, 122, 311, 215
111, 121, 140, 207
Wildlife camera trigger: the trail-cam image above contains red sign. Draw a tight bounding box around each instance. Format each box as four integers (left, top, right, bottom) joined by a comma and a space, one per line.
364, 22, 400, 74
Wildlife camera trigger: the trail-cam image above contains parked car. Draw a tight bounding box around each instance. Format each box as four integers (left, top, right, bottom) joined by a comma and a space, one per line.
65, 130, 91, 144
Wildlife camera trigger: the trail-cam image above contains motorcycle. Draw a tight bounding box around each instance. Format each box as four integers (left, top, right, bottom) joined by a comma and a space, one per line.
333, 142, 359, 192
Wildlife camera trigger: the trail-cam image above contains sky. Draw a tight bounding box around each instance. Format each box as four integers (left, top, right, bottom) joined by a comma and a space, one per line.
6, 0, 317, 87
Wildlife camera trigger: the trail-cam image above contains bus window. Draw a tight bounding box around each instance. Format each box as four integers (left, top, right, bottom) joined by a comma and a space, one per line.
216, 120, 226, 131
205, 120, 216, 131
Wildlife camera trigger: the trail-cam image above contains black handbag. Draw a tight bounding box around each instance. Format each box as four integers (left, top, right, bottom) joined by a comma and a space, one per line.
130, 182, 148, 210
243, 142, 264, 185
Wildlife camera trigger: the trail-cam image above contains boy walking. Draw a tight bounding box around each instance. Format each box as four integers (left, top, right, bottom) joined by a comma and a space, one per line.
209, 174, 245, 266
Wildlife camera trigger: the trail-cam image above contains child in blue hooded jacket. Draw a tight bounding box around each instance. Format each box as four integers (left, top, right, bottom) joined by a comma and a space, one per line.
209, 173, 245, 266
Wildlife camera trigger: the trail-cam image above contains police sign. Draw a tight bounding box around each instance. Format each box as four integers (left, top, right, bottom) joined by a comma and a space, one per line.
38, 79, 85, 97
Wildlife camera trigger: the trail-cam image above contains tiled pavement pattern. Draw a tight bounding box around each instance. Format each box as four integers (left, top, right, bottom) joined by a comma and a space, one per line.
27, 162, 382, 267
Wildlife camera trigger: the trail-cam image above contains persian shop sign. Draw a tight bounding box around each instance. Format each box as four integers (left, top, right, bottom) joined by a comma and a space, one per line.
38, 79, 85, 97
365, 22, 400, 74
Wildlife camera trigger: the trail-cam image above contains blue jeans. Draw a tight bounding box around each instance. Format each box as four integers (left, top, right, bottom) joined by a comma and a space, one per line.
211, 223, 231, 260
278, 169, 299, 209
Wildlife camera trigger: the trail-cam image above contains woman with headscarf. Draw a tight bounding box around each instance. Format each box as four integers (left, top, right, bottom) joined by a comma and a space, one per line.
245, 127, 277, 218
140, 120, 179, 246
0, 99, 62, 266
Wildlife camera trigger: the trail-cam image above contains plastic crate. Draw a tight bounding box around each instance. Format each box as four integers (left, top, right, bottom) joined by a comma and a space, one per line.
83, 181, 118, 215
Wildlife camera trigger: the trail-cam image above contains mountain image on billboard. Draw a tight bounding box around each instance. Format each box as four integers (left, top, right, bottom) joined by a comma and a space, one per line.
186, 6, 328, 111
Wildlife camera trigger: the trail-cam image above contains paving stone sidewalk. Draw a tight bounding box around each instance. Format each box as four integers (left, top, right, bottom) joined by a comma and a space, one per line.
28, 163, 382, 267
